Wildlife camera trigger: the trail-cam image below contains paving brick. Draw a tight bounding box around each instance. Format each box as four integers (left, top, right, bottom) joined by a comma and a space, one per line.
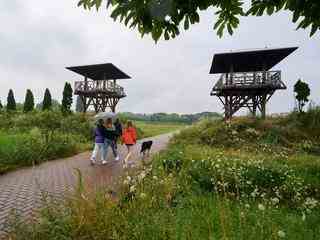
0, 134, 171, 235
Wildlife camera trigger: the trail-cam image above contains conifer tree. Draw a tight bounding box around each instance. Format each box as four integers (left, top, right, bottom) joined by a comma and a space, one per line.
23, 89, 35, 113
42, 88, 52, 111
6, 89, 16, 112
61, 82, 73, 115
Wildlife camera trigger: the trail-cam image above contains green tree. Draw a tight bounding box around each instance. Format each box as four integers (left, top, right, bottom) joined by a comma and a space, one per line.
61, 82, 73, 115
294, 79, 310, 113
0, 100, 3, 113
75, 96, 85, 112
78, 0, 320, 42
23, 89, 35, 113
42, 88, 52, 111
6, 89, 16, 112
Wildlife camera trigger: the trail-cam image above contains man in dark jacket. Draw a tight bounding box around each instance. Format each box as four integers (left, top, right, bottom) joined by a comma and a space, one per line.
114, 118, 122, 150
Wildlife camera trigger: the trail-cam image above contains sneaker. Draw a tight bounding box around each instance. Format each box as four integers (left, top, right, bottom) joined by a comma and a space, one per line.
115, 156, 120, 161
102, 160, 107, 165
90, 159, 95, 165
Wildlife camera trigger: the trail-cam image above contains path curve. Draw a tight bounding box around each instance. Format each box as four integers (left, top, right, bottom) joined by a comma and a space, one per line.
0, 133, 172, 234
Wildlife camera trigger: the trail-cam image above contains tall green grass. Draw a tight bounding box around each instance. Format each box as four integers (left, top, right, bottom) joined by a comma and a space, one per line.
7, 109, 320, 239
0, 112, 93, 174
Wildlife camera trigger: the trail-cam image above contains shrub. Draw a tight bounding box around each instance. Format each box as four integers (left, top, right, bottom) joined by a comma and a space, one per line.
0, 111, 93, 174
160, 146, 183, 174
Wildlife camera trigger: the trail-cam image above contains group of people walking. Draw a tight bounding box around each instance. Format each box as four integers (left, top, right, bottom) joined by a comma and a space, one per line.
91, 118, 137, 166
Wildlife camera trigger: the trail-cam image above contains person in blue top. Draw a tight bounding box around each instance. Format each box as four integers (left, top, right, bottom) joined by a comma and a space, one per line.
90, 119, 107, 165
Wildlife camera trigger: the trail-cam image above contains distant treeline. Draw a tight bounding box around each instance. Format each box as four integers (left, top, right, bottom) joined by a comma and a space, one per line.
119, 112, 221, 124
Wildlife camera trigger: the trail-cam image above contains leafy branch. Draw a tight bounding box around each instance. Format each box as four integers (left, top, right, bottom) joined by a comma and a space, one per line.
77, 0, 320, 42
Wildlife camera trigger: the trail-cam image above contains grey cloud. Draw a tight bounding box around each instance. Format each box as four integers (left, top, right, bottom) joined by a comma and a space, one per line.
0, 0, 319, 114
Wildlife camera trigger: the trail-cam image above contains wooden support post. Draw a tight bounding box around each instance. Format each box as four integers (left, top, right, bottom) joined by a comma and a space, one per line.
80, 96, 87, 113
84, 76, 88, 91
224, 95, 234, 120
229, 64, 234, 85
252, 96, 257, 117
261, 94, 267, 119
225, 73, 229, 86
113, 79, 117, 93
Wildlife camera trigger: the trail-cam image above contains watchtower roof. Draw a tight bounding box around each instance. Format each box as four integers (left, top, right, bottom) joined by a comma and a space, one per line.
210, 47, 298, 74
66, 63, 131, 80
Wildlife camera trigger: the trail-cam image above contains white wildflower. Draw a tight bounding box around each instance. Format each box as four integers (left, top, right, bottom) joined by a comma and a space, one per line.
140, 193, 147, 199
271, 197, 280, 205
138, 171, 146, 181
129, 185, 135, 193
258, 204, 265, 211
277, 230, 285, 238
305, 197, 318, 209
165, 15, 171, 22
123, 179, 129, 185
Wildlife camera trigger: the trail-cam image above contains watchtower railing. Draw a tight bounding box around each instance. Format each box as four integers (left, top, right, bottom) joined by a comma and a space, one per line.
212, 70, 285, 92
74, 80, 126, 96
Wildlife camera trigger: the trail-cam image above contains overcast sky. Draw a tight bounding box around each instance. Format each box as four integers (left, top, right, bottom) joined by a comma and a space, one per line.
0, 0, 319, 114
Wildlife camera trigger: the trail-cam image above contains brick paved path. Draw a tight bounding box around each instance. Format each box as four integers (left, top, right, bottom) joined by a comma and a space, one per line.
0, 133, 172, 235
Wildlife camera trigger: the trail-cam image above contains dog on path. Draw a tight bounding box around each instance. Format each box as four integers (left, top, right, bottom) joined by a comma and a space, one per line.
140, 141, 153, 158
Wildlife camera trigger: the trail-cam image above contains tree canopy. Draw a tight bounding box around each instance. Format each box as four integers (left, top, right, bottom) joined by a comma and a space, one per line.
42, 88, 53, 111
23, 89, 35, 113
78, 0, 320, 41
6, 89, 16, 112
294, 79, 310, 113
61, 82, 73, 115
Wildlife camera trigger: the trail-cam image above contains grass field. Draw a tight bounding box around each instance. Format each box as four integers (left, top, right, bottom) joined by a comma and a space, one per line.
7, 110, 320, 239
134, 121, 187, 138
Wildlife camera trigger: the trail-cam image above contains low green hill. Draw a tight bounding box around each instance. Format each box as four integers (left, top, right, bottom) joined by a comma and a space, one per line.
119, 111, 221, 124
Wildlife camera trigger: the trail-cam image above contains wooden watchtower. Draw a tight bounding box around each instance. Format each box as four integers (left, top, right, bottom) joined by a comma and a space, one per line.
66, 63, 131, 113
209, 47, 298, 119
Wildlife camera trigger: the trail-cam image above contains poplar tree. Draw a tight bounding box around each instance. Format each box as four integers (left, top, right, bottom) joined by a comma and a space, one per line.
42, 88, 52, 111
61, 82, 73, 115
23, 89, 35, 112
6, 89, 16, 112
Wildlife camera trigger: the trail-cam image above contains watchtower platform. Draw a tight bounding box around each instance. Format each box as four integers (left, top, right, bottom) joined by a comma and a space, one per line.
67, 63, 131, 113
209, 47, 298, 119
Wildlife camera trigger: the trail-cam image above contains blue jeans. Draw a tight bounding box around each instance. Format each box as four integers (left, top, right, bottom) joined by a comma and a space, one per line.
104, 139, 118, 159
91, 143, 106, 162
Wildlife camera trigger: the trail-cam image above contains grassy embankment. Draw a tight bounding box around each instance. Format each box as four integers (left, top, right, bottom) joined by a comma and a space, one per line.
7, 107, 320, 239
